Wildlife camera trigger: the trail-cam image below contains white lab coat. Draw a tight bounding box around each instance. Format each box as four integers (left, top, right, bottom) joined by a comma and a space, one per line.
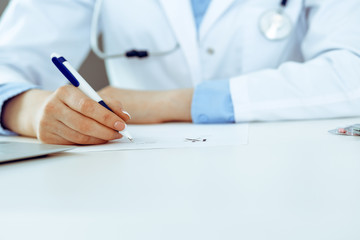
0, 0, 360, 122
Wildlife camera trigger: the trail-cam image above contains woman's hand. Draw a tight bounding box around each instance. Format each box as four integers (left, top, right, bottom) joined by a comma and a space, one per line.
2, 85, 130, 145
98, 86, 194, 124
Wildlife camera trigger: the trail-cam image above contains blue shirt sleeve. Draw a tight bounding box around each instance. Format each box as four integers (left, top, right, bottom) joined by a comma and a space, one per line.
191, 79, 235, 124
0, 82, 38, 135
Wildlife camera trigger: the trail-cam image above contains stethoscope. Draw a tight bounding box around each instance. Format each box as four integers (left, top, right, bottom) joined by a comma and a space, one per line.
259, 0, 292, 41
90, 0, 179, 60
90, 0, 292, 60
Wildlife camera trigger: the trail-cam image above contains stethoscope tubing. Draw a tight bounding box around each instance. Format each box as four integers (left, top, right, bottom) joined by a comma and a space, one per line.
90, 0, 291, 60
90, 0, 179, 60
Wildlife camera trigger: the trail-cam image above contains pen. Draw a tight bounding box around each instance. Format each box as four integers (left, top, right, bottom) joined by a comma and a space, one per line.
51, 53, 133, 142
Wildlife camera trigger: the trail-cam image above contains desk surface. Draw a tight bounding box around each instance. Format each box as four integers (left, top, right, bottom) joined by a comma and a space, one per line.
1, 118, 360, 240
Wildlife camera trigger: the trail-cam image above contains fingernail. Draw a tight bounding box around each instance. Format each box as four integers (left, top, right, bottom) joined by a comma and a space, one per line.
122, 110, 132, 119
114, 121, 125, 131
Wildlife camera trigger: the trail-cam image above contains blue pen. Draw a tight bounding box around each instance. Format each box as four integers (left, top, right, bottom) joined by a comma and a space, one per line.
51, 53, 133, 141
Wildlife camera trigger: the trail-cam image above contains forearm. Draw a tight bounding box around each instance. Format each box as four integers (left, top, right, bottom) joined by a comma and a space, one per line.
158, 89, 193, 123
98, 87, 194, 124
230, 50, 360, 122
2, 89, 51, 137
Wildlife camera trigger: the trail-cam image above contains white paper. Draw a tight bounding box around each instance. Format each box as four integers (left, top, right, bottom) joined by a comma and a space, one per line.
69, 123, 248, 152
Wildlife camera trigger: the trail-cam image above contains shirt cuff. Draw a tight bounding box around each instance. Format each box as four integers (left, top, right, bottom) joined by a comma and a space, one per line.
191, 79, 235, 124
0, 82, 38, 135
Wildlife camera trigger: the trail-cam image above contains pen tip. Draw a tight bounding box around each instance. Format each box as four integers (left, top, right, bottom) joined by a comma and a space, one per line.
128, 137, 134, 142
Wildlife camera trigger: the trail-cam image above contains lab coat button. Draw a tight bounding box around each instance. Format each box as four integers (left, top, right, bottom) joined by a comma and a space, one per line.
199, 114, 209, 122
207, 48, 215, 55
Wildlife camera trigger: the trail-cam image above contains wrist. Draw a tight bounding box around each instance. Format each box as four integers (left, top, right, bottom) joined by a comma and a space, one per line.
158, 89, 193, 122
2, 89, 51, 137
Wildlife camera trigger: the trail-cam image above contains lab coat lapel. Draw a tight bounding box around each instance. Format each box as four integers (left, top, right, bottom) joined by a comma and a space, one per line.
159, 0, 201, 85
199, 0, 236, 40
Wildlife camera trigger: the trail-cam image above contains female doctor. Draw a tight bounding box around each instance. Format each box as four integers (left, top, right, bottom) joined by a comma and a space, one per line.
0, 0, 360, 145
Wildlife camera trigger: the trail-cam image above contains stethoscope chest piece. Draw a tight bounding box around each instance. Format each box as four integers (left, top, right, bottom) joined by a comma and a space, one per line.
259, 9, 292, 41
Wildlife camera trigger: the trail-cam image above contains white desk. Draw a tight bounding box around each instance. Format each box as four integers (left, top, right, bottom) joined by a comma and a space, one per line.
1, 118, 360, 240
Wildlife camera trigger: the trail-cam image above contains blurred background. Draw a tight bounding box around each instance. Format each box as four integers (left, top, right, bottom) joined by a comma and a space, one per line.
0, 0, 108, 90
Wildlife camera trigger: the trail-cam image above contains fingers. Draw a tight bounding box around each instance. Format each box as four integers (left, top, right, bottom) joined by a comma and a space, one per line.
35, 85, 128, 145
53, 121, 109, 145
56, 85, 127, 131
102, 96, 131, 122
37, 132, 74, 145
37, 115, 109, 145
56, 103, 123, 141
